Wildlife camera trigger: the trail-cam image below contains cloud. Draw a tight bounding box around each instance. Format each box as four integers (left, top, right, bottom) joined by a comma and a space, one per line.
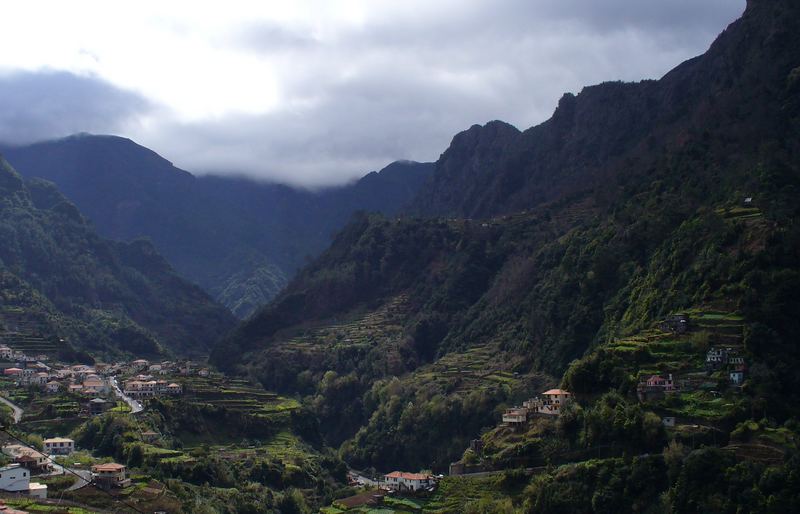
0, 70, 152, 145
0, 1, 746, 187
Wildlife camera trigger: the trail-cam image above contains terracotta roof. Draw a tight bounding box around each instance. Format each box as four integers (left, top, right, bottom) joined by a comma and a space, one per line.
542, 389, 570, 396
386, 471, 430, 480
92, 463, 125, 472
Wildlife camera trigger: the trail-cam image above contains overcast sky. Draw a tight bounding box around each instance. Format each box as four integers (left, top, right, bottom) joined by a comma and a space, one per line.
0, 0, 745, 187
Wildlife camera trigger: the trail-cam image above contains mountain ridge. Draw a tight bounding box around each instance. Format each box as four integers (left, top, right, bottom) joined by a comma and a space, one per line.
0, 154, 236, 358
1, 136, 433, 317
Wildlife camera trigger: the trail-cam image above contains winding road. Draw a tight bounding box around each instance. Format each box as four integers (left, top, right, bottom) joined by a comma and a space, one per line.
0, 394, 24, 424
110, 376, 143, 414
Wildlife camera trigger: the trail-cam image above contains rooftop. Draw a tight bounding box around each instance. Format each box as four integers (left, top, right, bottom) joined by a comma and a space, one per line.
386, 471, 430, 480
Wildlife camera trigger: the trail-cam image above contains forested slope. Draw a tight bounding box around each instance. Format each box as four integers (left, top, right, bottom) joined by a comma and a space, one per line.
212, 0, 800, 477
0, 156, 235, 358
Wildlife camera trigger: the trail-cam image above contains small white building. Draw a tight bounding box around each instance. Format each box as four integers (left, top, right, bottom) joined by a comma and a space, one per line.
0, 463, 47, 498
44, 437, 75, 456
0, 345, 13, 360
0, 464, 29, 492
384, 471, 433, 492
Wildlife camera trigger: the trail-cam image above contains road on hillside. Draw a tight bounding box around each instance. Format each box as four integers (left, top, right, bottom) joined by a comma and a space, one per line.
110, 376, 143, 414
0, 391, 93, 491
0, 394, 24, 423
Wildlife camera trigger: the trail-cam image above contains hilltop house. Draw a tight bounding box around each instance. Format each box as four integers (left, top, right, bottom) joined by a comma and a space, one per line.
523, 389, 573, 416
43, 438, 74, 456
0, 463, 47, 498
637, 374, 678, 402
384, 471, 433, 492
91, 463, 130, 489
0, 345, 12, 360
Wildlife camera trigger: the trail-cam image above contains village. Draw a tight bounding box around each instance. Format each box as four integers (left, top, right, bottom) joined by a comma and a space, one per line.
0, 343, 213, 503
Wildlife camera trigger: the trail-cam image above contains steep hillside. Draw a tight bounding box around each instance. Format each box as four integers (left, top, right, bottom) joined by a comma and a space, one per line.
2, 136, 432, 317
0, 156, 235, 358
213, 0, 800, 474
412, 0, 796, 219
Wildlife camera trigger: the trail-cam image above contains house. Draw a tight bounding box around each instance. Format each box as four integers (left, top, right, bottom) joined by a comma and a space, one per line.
32, 372, 49, 387
0, 463, 47, 498
384, 471, 433, 492
198, 368, 210, 377
124, 380, 156, 399
0, 464, 29, 491
68, 384, 84, 394
88, 398, 109, 415
706, 348, 728, 370
637, 374, 678, 402
662, 416, 676, 427
130, 359, 149, 371
743, 197, 753, 205
524, 389, 573, 416
730, 370, 745, 385
1, 446, 50, 473
502, 407, 528, 426
166, 383, 182, 395
82, 378, 107, 395
43, 438, 74, 456
3, 368, 22, 377
45, 381, 62, 394
91, 463, 130, 489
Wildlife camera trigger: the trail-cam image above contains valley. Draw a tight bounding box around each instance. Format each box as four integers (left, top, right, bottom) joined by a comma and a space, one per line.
0, 0, 799, 512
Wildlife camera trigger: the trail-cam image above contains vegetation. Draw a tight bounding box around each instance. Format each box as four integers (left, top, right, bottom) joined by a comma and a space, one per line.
0, 157, 235, 358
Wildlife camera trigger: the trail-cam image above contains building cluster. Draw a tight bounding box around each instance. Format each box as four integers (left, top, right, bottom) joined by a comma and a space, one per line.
706, 347, 747, 385
501, 389, 573, 430
123, 376, 182, 399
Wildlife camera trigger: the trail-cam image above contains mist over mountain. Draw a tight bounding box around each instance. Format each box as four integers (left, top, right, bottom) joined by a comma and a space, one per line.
1, 135, 432, 317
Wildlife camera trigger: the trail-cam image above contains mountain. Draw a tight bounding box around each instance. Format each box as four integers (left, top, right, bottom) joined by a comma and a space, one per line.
1, 135, 433, 317
412, 0, 798, 219
212, 0, 800, 481
0, 155, 236, 358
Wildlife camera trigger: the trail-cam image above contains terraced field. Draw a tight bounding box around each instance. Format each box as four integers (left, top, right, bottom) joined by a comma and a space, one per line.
182, 376, 301, 418
274, 294, 410, 355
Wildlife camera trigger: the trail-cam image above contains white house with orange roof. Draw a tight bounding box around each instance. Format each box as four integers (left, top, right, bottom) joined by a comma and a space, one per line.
384, 471, 433, 492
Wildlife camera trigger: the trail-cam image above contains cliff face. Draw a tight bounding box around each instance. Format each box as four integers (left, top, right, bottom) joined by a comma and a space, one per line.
412, 0, 797, 219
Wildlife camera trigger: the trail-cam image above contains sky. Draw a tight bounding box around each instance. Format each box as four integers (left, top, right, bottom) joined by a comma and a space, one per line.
0, 0, 745, 188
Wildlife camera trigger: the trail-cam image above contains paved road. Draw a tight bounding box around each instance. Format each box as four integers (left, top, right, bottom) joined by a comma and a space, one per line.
0, 394, 24, 423
110, 376, 143, 414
